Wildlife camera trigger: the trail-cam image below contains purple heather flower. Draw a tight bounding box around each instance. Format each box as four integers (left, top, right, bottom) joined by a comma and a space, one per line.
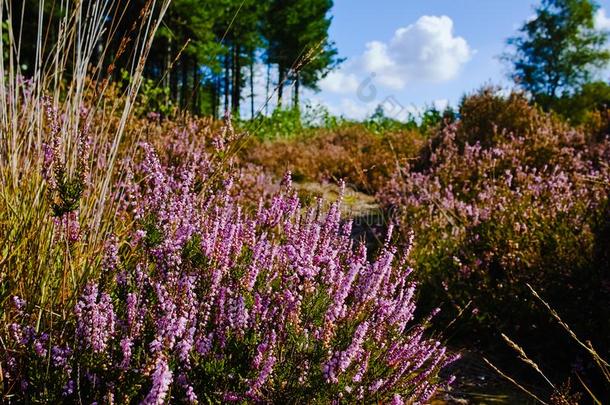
391, 394, 404, 405
75, 283, 115, 353
142, 355, 173, 405
12, 295, 26, 311
102, 235, 119, 272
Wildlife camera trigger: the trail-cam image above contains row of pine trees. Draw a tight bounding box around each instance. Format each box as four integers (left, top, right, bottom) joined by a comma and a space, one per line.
9, 0, 340, 118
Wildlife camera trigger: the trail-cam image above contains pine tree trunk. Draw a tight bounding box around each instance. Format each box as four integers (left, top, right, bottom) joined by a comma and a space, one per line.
232, 44, 241, 116
169, 39, 178, 102
211, 77, 217, 119
250, 59, 255, 118
224, 50, 231, 115
278, 66, 285, 108
213, 73, 221, 119
181, 59, 188, 109
294, 72, 300, 110
192, 56, 199, 113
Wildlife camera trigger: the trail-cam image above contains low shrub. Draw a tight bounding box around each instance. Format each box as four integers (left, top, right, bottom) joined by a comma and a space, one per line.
379, 110, 610, 384
244, 104, 342, 141
455, 87, 547, 148
2, 126, 456, 403
244, 124, 424, 193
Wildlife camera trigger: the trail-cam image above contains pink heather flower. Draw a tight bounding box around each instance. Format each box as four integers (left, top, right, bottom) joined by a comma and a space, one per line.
223, 392, 241, 402
324, 321, 370, 384
75, 283, 115, 353
8, 323, 23, 344
41, 143, 54, 182
248, 353, 277, 397
281, 171, 293, 189
12, 295, 26, 311
369, 379, 384, 393
51, 210, 81, 244
120, 337, 133, 369
352, 351, 370, 383
102, 235, 119, 272
195, 332, 213, 356
63, 380, 74, 396
339, 321, 369, 373
391, 394, 404, 405
142, 355, 173, 405
33, 339, 47, 357
51, 346, 71, 368
253, 331, 276, 370
147, 111, 161, 121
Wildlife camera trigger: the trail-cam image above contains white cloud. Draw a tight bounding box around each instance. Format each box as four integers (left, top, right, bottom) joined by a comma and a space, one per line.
303, 15, 470, 120
376, 96, 412, 121
330, 98, 376, 120
319, 15, 472, 96
338, 98, 374, 120
319, 70, 360, 94
433, 98, 449, 111
595, 9, 610, 31
360, 15, 473, 89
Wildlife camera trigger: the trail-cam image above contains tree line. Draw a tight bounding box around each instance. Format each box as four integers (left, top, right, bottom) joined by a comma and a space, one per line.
6, 0, 341, 118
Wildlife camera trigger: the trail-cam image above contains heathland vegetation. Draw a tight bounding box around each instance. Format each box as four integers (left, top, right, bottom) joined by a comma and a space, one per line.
1, 0, 609, 404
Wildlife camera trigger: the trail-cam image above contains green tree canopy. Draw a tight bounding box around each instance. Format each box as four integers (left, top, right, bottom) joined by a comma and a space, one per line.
264, 0, 341, 108
507, 0, 610, 108
2, 0, 341, 118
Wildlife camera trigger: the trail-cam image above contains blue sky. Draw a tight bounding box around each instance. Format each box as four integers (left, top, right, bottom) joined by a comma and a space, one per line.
291, 0, 610, 120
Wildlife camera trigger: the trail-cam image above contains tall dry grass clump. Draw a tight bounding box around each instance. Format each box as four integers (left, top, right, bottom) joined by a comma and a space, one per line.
0, 0, 171, 331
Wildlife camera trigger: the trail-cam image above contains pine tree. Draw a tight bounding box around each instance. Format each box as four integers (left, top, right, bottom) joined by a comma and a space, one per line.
263, 0, 341, 109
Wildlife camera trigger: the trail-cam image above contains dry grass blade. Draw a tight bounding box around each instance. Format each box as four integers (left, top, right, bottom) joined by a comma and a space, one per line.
483, 357, 550, 405
574, 373, 602, 405
501, 333, 557, 391
526, 283, 610, 370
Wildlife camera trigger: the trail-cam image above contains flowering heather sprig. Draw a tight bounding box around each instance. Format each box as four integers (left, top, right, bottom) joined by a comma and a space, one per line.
12, 295, 26, 312
41, 98, 93, 245
53, 210, 81, 244
74, 283, 115, 353
142, 355, 173, 405
146, 111, 161, 122
101, 234, 119, 272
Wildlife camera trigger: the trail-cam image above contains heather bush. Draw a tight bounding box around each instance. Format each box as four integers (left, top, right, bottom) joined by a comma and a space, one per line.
379, 103, 610, 374
245, 124, 423, 193
455, 87, 546, 148
2, 134, 457, 402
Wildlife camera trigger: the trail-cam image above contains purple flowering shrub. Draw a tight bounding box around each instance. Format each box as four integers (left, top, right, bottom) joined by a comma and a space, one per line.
2, 135, 456, 403
379, 106, 610, 354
